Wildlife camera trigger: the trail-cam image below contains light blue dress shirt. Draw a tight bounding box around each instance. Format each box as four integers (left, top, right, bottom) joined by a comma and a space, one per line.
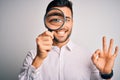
19, 41, 103, 80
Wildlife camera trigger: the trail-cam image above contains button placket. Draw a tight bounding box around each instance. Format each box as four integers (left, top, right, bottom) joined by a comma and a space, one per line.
59, 47, 65, 80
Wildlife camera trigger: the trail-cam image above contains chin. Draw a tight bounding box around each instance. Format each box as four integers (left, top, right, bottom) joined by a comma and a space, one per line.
54, 29, 72, 43
54, 35, 70, 43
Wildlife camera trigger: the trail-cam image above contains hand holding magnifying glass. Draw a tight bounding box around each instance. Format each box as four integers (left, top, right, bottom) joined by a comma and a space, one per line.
35, 8, 66, 61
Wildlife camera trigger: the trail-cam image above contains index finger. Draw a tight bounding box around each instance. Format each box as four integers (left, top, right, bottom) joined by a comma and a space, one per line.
43, 31, 54, 39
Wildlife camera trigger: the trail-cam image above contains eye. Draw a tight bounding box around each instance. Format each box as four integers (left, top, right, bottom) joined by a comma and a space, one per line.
66, 19, 71, 22
49, 18, 62, 23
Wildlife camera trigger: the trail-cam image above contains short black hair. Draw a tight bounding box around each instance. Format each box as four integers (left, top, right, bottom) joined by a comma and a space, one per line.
45, 0, 73, 16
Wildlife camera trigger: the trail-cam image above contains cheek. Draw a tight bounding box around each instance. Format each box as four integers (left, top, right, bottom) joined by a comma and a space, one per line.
68, 22, 73, 30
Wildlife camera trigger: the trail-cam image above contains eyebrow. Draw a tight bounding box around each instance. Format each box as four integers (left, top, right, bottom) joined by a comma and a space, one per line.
66, 16, 72, 19
47, 13, 64, 17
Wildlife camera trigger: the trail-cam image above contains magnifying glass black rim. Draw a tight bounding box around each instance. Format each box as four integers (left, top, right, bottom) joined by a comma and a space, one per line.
44, 7, 66, 31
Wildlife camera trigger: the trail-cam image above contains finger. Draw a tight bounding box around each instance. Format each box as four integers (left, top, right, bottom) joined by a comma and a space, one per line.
38, 46, 52, 54
37, 45, 47, 54
42, 36, 53, 44
39, 38, 53, 46
91, 53, 97, 64
44, 31, 54, 39
103, 36, 107, 53
108, 39, 114, 54
91, 49, 101, 63
42, 45, 52, 52
36, 35, 52, 42
36, 37, 40, 44
113, 46, 119, 58
42, 40, 53, 46
42, 36, 52, 41
95, 49, 101, 58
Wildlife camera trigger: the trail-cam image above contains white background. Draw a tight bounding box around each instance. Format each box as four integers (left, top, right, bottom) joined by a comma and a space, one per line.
0, 0, 120, 80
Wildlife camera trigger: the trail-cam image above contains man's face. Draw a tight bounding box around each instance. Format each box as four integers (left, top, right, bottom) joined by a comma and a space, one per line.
53, 7, 73, 43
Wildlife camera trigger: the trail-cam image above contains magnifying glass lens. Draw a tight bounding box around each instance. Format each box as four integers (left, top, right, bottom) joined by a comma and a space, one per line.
45, 8, 65, 31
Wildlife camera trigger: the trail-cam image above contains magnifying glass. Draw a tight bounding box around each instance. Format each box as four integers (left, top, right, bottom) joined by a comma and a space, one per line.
44, 8, 66, 31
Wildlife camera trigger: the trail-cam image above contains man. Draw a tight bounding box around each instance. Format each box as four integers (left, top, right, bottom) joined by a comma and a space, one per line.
19, 0, 119, 80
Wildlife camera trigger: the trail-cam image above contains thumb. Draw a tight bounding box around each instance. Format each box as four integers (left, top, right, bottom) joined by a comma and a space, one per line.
44, 31, 54, 39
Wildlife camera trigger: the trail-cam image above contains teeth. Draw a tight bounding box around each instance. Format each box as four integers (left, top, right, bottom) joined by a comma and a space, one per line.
57, 31, 65, 35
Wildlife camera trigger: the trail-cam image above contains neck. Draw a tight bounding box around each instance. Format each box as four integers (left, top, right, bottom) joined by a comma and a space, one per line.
53, 39, 70, 48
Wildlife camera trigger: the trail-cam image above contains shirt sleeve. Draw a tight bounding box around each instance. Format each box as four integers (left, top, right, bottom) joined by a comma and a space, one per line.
90, 59, 104, 80
18, 50, 42, 80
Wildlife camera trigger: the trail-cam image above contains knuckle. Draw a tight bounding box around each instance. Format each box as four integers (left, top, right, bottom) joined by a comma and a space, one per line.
45, 31, 53, 38
44, 31, 50, 35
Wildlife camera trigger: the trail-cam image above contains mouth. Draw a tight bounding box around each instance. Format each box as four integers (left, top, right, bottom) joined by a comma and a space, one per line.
56, 29, 68, 36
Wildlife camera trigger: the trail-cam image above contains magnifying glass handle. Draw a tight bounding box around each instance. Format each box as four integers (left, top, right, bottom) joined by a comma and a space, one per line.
51, 31, 54, 40
48, 28, 53, 32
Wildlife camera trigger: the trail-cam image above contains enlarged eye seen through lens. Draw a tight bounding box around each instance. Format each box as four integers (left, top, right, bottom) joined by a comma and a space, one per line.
47, 16, 63, 26
49, 18, 62, 23
45, 9, 65, 30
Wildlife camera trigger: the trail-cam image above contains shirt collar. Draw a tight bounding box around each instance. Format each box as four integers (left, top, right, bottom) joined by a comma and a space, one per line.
52, 40, 74, 52
66, 40, 74, 51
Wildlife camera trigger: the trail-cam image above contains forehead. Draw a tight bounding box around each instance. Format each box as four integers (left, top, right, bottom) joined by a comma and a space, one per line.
54, 7, 72, 18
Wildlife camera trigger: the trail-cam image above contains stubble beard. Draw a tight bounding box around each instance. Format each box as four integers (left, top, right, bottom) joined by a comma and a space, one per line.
53, 29, 72, 43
